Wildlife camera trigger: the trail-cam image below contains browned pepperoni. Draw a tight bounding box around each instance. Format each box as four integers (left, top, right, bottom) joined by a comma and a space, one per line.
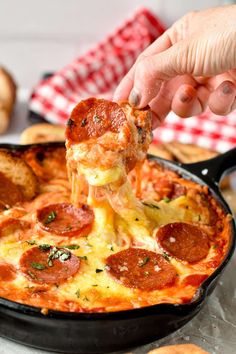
157, 222, 210, 263
0, 171, 23, 206
106, 248, 177, 291
22, 146, 67, 181
0, 218, 30, 238
171, 183, 186, 199
0, 263, 16, 281
37, 203, 94, 236
153, 179, 186, 200
66, 98, 127, 144
20, 246, 80, 284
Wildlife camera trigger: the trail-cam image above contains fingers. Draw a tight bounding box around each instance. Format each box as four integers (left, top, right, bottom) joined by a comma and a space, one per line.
113, 32, 172, 102
171, 84, 210, 117
208, 81, 236, 115
113, 66, 135, 102
129, 42, 188, 108
149, 75, 197, 128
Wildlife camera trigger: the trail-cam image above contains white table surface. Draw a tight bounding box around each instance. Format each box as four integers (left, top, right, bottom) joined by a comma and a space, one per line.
0, 90, 236, 354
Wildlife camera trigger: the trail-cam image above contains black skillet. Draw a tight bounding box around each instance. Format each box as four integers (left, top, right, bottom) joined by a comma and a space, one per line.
0, 142, 235, 354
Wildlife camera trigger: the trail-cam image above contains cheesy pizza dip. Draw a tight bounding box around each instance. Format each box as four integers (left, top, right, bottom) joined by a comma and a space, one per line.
0, 99, 230, 313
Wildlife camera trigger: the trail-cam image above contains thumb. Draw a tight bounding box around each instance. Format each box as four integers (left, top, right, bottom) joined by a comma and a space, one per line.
129, 41, 189, 108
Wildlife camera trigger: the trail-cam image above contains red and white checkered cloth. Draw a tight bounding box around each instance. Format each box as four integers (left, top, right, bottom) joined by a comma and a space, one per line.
29, 7, 236, 153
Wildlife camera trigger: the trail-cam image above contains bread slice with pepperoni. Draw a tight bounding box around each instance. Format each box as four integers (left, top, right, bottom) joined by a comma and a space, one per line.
0, 150, 38, 201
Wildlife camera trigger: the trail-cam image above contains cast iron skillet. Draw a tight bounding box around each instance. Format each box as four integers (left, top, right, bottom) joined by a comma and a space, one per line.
0, 142, 235, 354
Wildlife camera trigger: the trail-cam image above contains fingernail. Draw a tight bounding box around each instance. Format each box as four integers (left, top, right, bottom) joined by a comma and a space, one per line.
179, 93, 192, 103
222, 84, 233, 94
129, 89, 140, 106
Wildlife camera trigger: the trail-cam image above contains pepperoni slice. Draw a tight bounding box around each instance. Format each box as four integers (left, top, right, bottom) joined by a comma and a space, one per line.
0, 263, 16, 281
0, 171, 23, 206
0, 218, 30, 237
106, 248, 177, 291
157, 222, 210, 263
37, 203, 94, 236
23, 146, 67, 181
20, 246, 80, 284
153, 178, 186, 200
66, 98, 127, 144
171, 183, 186, 199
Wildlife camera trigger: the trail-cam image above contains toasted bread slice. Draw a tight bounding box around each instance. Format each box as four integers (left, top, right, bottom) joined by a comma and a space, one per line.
148, 343, 209, 354
163, 141, 217, 163
0, 150, 38, 200
20, 123, 65, 144
148, 143, 174, 160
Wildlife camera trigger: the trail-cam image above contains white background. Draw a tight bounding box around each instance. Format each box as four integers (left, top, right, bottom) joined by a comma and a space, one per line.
0, 0, 224, 89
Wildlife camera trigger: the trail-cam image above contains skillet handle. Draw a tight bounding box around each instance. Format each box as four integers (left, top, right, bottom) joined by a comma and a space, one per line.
182, 147, 236, 187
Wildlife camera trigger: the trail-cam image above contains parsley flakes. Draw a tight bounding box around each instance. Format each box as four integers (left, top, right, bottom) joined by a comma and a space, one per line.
95, 268, 103, 273
138, 256, 150, 267
44, 211, 57, 225
30, 262, 46, 270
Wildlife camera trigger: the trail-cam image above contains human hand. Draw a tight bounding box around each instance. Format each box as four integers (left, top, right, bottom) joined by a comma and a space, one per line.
114, 6, 236, 128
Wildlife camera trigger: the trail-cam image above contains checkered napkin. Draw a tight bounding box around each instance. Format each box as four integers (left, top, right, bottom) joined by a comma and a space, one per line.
29, 7, 236, 153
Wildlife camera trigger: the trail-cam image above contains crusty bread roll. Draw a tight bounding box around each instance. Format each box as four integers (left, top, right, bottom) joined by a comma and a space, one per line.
0, 67, 17, 133
0, 150, 38, 200
148, 343, 209, 354
20, 123, 65, 144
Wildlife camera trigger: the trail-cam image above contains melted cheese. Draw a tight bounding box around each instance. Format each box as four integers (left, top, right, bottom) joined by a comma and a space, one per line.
0, 172, 230, 311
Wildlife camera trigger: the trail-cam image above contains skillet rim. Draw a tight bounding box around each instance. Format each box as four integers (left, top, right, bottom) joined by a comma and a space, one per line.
0, 141, 234, 320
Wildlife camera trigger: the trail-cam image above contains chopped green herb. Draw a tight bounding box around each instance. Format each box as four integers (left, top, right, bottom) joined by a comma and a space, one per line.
63, 225, 73, 231
27, 270, 37, 279
137, 126, 143, 135
213, 244, 218, 249
138, 256, 150, 267
92, 284, 98, 287
39, 244, 51, 251
83, 296, 89, 301
67, 119, 74, 127
60, 253, 71, 261
198, 215, 201, 221
93, 115, 101, 123
163, 252, 170, 262
47, 247, 71, 266
62, 244, 80, 250
96, 268, 103, 273
26, 240, 37, 245
106, 286, 110, 289
142, 202, 160, 210
78, 255, 88, 261
163, 197, 170, 203
25, 285, 34, 289
44, 211, 57, 225
31, 262, 46, 270
110, 246, 114, 251
75, 289, 80, 298
135, 218, 139, 221
81, 118, 88, 127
